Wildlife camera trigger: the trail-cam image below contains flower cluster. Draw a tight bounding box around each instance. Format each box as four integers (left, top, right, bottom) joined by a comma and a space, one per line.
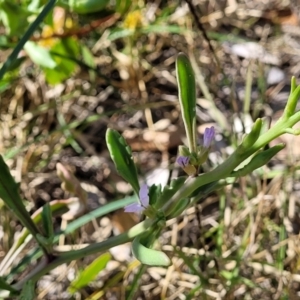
177, 126, 215, 176
124, 127, 215, 213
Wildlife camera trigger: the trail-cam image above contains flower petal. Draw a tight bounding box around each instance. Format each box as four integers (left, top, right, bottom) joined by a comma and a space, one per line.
139, 184, 149, 208
124, 203, 143, 213
176, 156, 190, 168
203, 126, 215, 148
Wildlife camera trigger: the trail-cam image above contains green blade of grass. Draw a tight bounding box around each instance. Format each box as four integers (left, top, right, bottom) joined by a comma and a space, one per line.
4, 196, 136, 280
69, 252, 111, 294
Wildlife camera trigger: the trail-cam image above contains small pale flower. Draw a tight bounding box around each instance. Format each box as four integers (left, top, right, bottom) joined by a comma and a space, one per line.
124, 202, 144, 213
139, 184, 149, 207
176, 156, 190, 168
203, 126, 215, 149
124, 184, 149, 213
177, 156, 196, 176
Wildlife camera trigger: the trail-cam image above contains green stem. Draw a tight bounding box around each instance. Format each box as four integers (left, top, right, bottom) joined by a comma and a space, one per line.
162, 115, 299, 215
162, 153, 239, 215
13, 218, 155, 290
126, 264, 148, 299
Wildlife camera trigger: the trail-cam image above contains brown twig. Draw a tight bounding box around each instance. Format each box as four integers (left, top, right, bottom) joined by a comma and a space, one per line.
31, 13, 120, 41
184, 0, 221, 71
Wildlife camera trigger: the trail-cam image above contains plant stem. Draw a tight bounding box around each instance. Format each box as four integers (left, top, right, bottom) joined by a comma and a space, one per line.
162, 115, 299, 215
12, 218, 155, 290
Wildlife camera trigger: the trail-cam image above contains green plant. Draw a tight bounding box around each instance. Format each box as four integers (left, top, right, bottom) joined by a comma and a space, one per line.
1, 49, 300, 297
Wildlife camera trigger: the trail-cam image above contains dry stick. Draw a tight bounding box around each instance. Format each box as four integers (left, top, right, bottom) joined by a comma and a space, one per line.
184, 0, 229, 130
30, 13, 120, 41
184, 0, 221, 72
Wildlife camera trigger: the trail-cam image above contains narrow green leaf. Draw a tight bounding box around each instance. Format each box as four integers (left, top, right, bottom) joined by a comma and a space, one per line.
24, 41, 57, 69
291, 76, 296, 93
81, 45, 96, 81
166, 198, 190, 218
106, 129, 140, 194
36, 234, 54, 251
19, 280, 35, 300
176, 53, 197, 152
239, 118, 262, 152
132, 236, 170, 266
259, 117, 271, 136
41, 203, 54, 238
28, 0, 45, 11
115, 0, 131, 14
0, 155, 40, 238
62, 196, 136, 235
283, 78, 300, 118
0, 277, 17, 293
231, 144, 285, 177
4, 57, 26, 73
69, 252, 111, 294
57, 112, 83, 153
108, 28, 135, 41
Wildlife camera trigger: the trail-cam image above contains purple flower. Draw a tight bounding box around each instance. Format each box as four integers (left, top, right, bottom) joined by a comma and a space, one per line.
176, 156, 190, 168
124, 184, 149, 213
203, 126, 215, 149
124, 202, 144, 213
139, 184, 149, 207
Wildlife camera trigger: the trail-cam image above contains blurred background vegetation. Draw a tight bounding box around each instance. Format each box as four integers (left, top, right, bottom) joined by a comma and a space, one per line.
1, 0, 300, 299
